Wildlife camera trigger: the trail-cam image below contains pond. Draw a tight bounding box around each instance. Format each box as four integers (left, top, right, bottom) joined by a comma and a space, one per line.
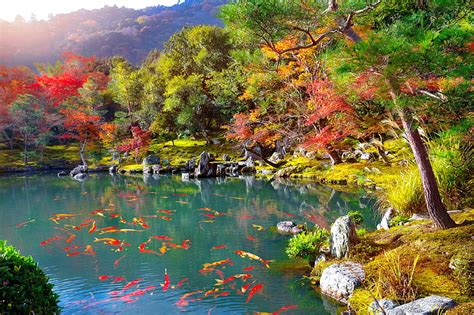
0, 173, 378, 314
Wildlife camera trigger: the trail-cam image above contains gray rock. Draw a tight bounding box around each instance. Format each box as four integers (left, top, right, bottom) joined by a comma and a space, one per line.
387, 295, 455, 315
410, 213, 430, 221
70, 165, 88, 177
245, 157, 255, 168
109, 165, 118, 174
268, 152, 283, 164
73, 173, 88, 181
320, 262, 365, 304
274, 166, 297, 178
181, 173, 190, 181
378, 207, 393, 231
185, 158, 196, 171
360, 152, 375, 161
57, 171, 67, 177
258, 169, 274, 175
152, 165, 161, 174
211, 138, 222, 145
369, 299, 399, 315
143, 165, 152, 174
276, 221, 303, 235
330, 215, 358, 259
142, 154, 160, 165
195, 151, 215, 178
221, 154, 231, 161
216, 164, 226, 176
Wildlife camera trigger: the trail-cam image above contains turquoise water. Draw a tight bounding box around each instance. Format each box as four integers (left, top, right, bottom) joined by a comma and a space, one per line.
0, 173, 377, 314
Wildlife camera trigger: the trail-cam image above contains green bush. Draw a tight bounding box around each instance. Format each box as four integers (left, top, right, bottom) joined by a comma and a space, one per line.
348, 211, 364, 225
0, 241, 59, 314
286, 229, 329, 264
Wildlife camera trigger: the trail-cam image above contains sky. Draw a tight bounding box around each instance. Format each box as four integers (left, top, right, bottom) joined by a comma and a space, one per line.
1, 0, 180, 22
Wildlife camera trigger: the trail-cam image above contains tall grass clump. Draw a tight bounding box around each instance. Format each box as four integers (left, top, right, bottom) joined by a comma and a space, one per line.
384, 120, 473, 215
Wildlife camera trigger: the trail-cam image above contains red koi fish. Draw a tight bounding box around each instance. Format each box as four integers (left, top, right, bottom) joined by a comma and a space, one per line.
83, 245, 96, 256
285, 213, 295, 218
246, 283, 264, 303
40, 236, 65, 246
124, 285, 156, 298
240, 281, 255, 293
158, 216, 172, 221
138, 241, 160, 255
273, 305, 298, 314
150, 235, 172, 241
67, 251, 81, 257
66, 234, 76, 243
98, 275, 111, 280
201, 258, 233, 271
201, 213, 216, 219
157, 209, 174, 214
99, 226, 119, 232
247, 235, 257, 241
109, 213, 121, 218
121, 278, 142, 291
180, 240, 191, 249
215, 274, 252, 286
91, 209, 106, 216
243, 266, 255, 271
162, 269, 170, 292
175, 278, 189, 288
173, 193, 188, 197
114, 255, 126, 268
211, 245, 227, 250
64, 245, 81, 252
238, 215, 254, 219
15, 219, 36, 228
93, 237, 121, 246
175, 290, 203, 308
88, 221, 97, 233
215, 269, 225, 279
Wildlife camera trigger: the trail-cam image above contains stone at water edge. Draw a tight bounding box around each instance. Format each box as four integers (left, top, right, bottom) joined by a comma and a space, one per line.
268, 151, 283, 164
142, 154, 160, 166
330, 215, 358, 259
109, 165, 117, 174
320, 262, 365, 304
70, 165, 88, 177
377, 207, 393, 230
274, 166, 297, 178
368, 299, 399, 315
276, 221, 303, 235
73, 173, 87, 181
386, 295, 455, 315
221, 154, 231, 161
195, 151, 215, 178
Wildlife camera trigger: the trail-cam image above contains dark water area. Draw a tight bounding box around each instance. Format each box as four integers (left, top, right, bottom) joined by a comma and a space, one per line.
0, 173, 378, 314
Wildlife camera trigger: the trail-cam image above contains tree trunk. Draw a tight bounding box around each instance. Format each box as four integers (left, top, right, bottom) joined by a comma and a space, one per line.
80, 141, 88, 167
326, 146, 342, 165
387, 79, 456, 229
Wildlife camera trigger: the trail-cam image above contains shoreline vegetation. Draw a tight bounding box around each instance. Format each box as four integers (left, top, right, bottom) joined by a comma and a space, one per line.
1, 0, 472, 313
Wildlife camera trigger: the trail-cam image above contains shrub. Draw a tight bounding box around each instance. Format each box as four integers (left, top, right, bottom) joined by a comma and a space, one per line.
0, 241, 59, 314
286, 229, 329, 264
348, 210, 364, 225
390, 215, 411, 226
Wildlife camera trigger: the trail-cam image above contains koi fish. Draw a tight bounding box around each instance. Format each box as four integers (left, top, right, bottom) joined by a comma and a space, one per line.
247, 235, 257, 241
234, 250, 271, 268
175, 278, 189, 288
138, 241, 161, 255
243, 266, 255, 271
180, 240, 191, 249
273, 305, 298, 314
158, 216, 172, 221
150, 235, 173, 241
114, 255, 126, 268
121, 278, 142, 291
67, 251, 81, 257
162, 269, 170, 292
246, 283, 264, 303
175, 290, 203, 307
211, 245, 227, 250
204, 288, 219, 297
53, 213, 77, 218
66, 234, 76, 243
159, 245, 168, 255
64, 245, 81, 252
99, 226, 119, 231
99, 275, 111, 280
215, 274, 252, 286
230, 196, 245, 200
238, 215, 254, 219
123, 285, 156, 298
173, 193, 188, 197
201, 213, 216, 219
88, 221, 97, 233
202, 258, 233, 271
215, 269, 225, 279
94, 237, 121, 246
157, 209, 174, 214
252, 224, 264, 231
109, 213, 121, 218
83, 245, 96, 256
284, 213, 295, 218
15, 219, 35, 228
198, 207, 212, 211
176, 200, 189, 204
99, 229, 144, 234
40, 236, 65, 246
241, 281, 255, 293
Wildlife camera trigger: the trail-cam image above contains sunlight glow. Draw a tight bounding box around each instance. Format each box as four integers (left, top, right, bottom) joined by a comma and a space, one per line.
1, 0, 180, 22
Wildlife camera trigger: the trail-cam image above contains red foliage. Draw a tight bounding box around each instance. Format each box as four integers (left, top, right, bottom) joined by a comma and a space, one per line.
118, 125, 151, 158
60, 108, 102, 144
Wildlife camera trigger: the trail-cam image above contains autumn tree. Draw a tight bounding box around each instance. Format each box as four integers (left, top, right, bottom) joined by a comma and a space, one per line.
118, 125, 151, 162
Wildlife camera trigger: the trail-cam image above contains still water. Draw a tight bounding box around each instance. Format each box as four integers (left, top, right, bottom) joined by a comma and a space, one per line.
0, 173, 377, 314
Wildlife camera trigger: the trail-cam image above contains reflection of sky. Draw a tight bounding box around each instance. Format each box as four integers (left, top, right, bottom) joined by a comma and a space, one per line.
0, 174, 377, 314
1, 0, 179, 22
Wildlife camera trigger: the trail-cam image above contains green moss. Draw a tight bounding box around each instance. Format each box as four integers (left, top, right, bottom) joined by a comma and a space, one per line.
348, 289, 376, 315
120, 164, 143, 172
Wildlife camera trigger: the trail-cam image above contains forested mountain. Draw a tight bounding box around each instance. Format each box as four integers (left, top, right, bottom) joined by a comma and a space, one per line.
0, 0, 226, 66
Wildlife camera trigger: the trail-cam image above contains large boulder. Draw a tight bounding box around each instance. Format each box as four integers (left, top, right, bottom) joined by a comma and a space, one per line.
320, 262, 365, 303
185, 158, 196, 172
369, 299, 399, 315
70, 165, 88, 177
195, 151, 215, 178
268, 152, 284, 164
330, 215, 358, 259
377, 207, 393, 230
276, 221, 303, 235
387, 295, 455, 315
142, 154, 160, 165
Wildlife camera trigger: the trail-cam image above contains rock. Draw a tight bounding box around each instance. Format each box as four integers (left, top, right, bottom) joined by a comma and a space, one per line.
195, 151, 215, 178
330, 215, 358, 259
142, 154, 160, 165
152, 165, 161, 174
387, 295, 455, 315
70, 165, 88, 177
268, 152, 283, 164
245, 157, 255, 168
143, 165, 152, 174
314, 254, 326, 267
216, 164, 226, 176
258, 169, 273, 175
378, 207, 393, 231
360, 152, 376, 161
276, 221, 303, 235
211, 138, 222, 145
241, 166, 255, 174
181, 173, 190, 181
73, 173, 88, 181
320, 262, 365, 304
57, 171, 67, 177
109, 165, 118, 174
221, 154, 231, 161
185, 158, 196, 171
368, 299, 399, 315
274, 166, 297, 178
410, 213, 430, 221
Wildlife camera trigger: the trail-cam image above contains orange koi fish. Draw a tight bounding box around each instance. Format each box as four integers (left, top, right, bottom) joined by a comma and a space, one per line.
66, 234, 76, 243
83, 245, 96, 256
40, 236, 65, 246
202, 258, 233, 271
88, 221, 97, 233
247, 235, 257, 241
175, 278, 188, 288
234, 250, 271, 268
204, 288, 220, 297
109, 213, 121, 218
198, 207, 212, 211
175, 290, 203, 308
67, 251, 81, 257
124, 285, 156, 297
273, 305, 298, 314
215, 274, 252, 286
173, 193, 188, 197
162, 269, 170, 292
176, 200, 189, 204
157, 209, 175, 214
211, 245, 227, 250
246, 283, 264, 303
98, 229, 144, 234
15, 219, 36, 228
158, 216, 172, 221
150, 235, 172, 241
114, 255, 126, 268
64, 245, 81, 252
93, 237, 121, 246
99, 226, 119, 231
138, 241, 160, 255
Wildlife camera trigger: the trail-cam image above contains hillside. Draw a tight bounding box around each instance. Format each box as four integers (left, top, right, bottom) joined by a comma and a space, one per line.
0, 0, 226, 66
